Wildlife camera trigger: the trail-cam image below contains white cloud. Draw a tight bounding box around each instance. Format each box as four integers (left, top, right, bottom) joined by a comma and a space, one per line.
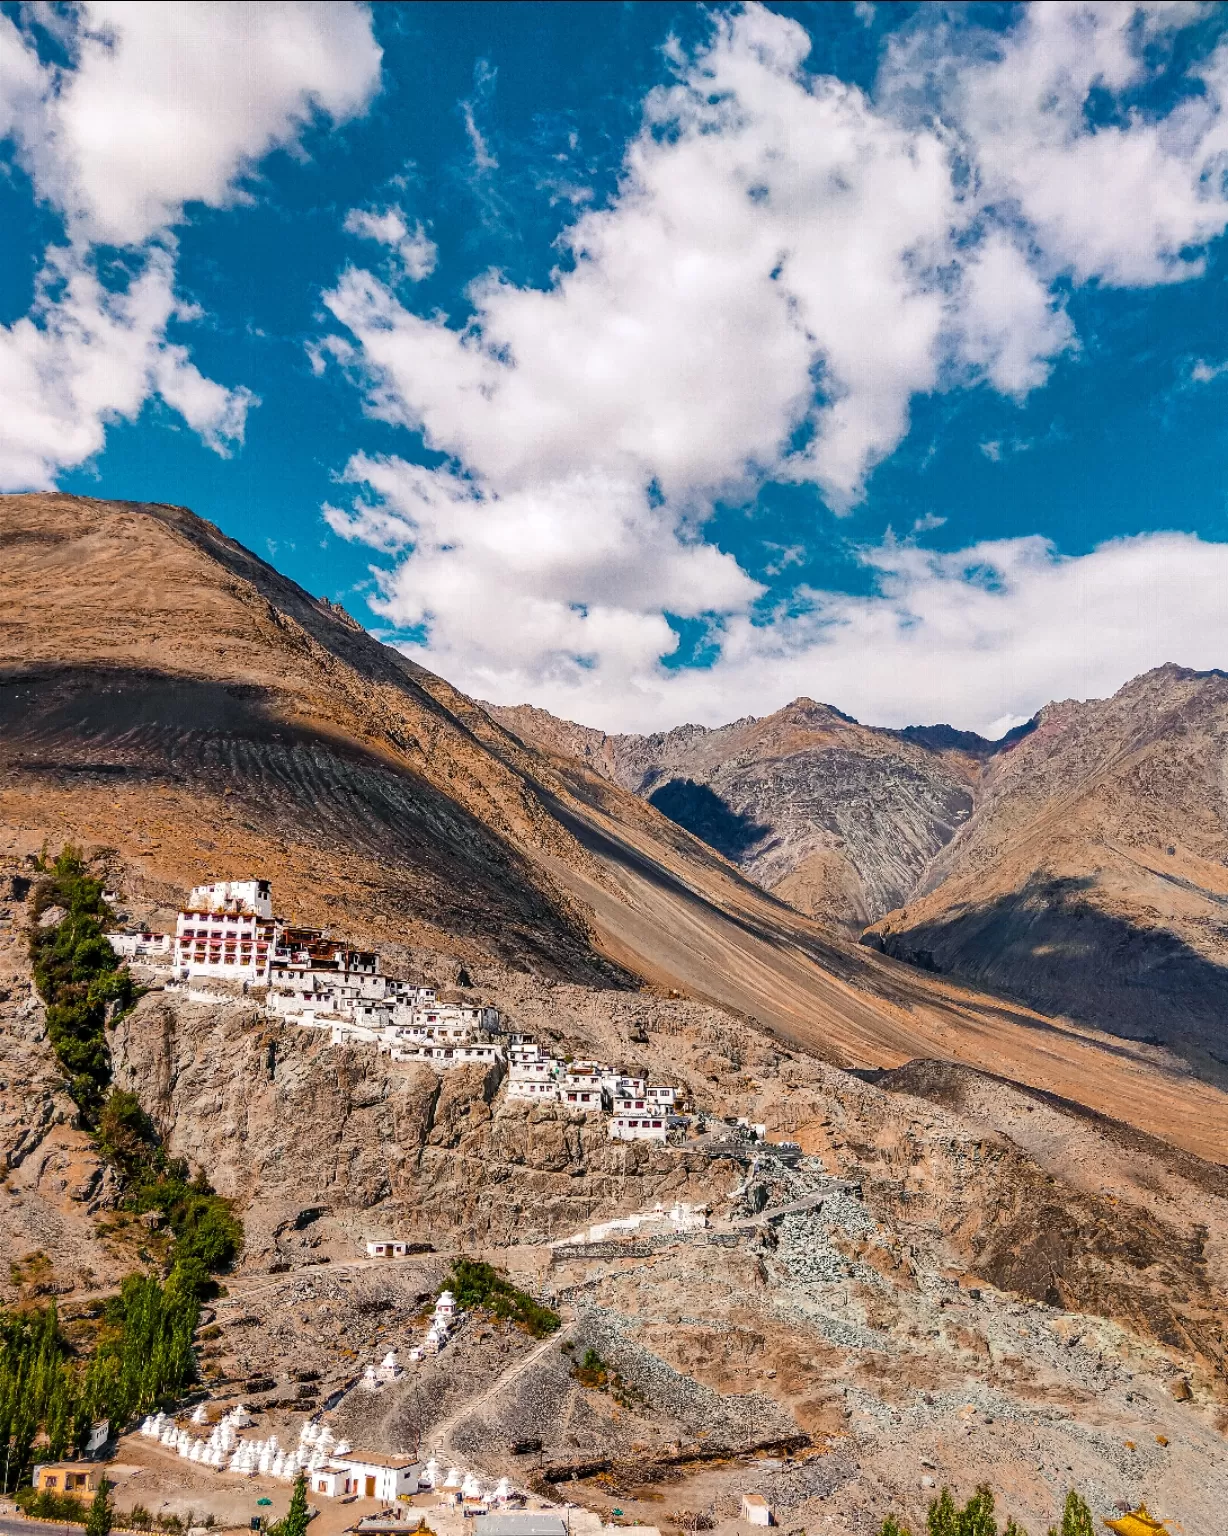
468, 530, 1228, 737
344, 205, 438, 281
0, 244, 254, 488
0, 1, 381, 488
886, 2, 1228, 287
15, 1, 382, 245
317, 2, 1228, 731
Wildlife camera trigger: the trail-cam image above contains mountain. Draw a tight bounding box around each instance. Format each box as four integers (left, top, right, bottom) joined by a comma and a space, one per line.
5, 493, 1228, 1528
487, 699, 1003, 929
866, 664, 1228, 1081
4, 492, 1227, 1147
491, 671, 1228, 1078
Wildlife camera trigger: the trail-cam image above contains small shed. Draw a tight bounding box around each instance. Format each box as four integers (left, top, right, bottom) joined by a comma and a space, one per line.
740, 1494, 772, 1527
33, 1464, 101, 1494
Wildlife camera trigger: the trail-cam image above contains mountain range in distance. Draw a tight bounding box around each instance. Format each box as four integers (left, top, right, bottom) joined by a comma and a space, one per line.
489, 663, 1228, 1090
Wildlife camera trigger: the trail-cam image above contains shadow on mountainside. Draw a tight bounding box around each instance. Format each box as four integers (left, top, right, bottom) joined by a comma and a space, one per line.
646, 778, 773, 862
0, 664, 619, 981
872, 873, 1228, 1082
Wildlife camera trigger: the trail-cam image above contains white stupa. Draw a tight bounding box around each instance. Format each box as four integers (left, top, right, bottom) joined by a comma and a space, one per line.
191, 1403, 208, 1425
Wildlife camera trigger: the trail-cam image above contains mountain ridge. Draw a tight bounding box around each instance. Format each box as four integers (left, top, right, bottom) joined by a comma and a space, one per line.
3, 492, 1228, 1155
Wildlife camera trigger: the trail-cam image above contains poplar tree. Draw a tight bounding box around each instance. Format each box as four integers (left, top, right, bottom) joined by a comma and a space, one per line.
86, 1478, 114, 1536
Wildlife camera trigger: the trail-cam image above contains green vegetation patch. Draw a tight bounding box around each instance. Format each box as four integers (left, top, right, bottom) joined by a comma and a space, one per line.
9, 847, 245, 1491
881, 1485, 1096, 1536
28, 847, 134, 1121
446, 1258, 561, 1338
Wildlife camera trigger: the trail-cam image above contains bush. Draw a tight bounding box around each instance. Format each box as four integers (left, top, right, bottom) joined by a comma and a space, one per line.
446, 1258, 561, 1338
28, 847, 133, 1122
15, 1486, 88, 1521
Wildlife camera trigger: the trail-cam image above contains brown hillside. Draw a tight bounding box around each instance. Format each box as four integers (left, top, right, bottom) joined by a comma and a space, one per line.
489, 698, 984, 929
4, 493, 1228, 1161
868, 666, 1228, 1080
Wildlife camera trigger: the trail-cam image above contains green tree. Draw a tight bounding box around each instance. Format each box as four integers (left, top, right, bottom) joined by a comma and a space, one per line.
86, 1477, 114, 1536
271, 1474, 310, 1536
961, 1487, 998, 1536
1051, 1493, 1094, 1536
879, 1518, 914, 1536
928, 1490, 960, 1536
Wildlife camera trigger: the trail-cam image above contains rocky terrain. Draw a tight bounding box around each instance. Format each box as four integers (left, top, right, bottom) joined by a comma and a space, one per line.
488, 701, 995, 931
866, 665, 1228, 1077
11, 902, 1212, 1532
3, 491, 1228, 1530
7, 493, 1226, 1145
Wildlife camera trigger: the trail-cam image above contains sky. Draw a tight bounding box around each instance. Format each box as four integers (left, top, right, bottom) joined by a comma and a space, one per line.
4, 1, 1228, 737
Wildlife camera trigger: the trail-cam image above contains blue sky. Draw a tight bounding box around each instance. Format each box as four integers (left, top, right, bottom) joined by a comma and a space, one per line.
5, 1, 1228, 734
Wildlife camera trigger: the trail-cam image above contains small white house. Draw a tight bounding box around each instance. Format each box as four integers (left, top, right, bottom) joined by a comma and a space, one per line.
366, 1240, 416, 1258
740, 1494, 772, 1527
646, 1085, 678, 1107
609, 1113, 668, 1142
313, 1452, 424, 1500
109, 931, 172, 960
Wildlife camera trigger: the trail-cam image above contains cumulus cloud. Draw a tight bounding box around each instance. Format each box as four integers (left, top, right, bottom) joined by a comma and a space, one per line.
318, 2, 1228, 730
13, 1, 382, 245
0, 1, 381, 487
909, 2, 1228, 287
0, 245, 255, 488
467, 530, 1228, 737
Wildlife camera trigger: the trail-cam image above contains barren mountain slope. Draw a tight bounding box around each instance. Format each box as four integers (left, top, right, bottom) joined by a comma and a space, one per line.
866, 666, 1228, 1076
5, 493, 1228, 1158
489, 700, 989, 929
0, 492, 624, 981
2, 897, 1227, 1530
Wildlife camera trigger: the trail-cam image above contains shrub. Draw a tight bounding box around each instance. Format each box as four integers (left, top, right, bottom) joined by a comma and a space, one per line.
446, 1258, 560, 1338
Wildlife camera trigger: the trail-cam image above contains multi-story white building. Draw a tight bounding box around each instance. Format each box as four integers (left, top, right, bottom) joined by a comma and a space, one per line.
173, 881, 278, 983
559, 1065, 608, 1112
506, 1057, 561, 1101
395, 1002, 501, 1035
647, 1084, 678, 1108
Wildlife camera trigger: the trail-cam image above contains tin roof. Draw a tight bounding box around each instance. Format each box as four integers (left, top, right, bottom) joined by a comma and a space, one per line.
474, 1518, 567, 1536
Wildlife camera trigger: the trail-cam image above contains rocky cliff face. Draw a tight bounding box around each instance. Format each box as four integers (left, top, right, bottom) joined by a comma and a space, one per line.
107, 992, 730, 1261
493, 670, 1228, 1071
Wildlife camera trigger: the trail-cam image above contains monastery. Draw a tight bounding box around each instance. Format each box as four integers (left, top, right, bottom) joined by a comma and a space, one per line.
117, 879, 683, 1142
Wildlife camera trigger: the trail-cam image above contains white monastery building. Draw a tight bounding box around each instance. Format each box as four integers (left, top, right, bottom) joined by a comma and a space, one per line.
119, 875, 684, 1137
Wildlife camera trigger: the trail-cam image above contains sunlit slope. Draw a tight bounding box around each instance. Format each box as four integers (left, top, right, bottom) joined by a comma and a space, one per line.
3, 492, 1227, 1162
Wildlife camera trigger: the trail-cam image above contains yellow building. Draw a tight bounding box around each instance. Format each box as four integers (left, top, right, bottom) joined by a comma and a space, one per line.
33, 1463, 101, 1494
1104, 1507, 1169, 1536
